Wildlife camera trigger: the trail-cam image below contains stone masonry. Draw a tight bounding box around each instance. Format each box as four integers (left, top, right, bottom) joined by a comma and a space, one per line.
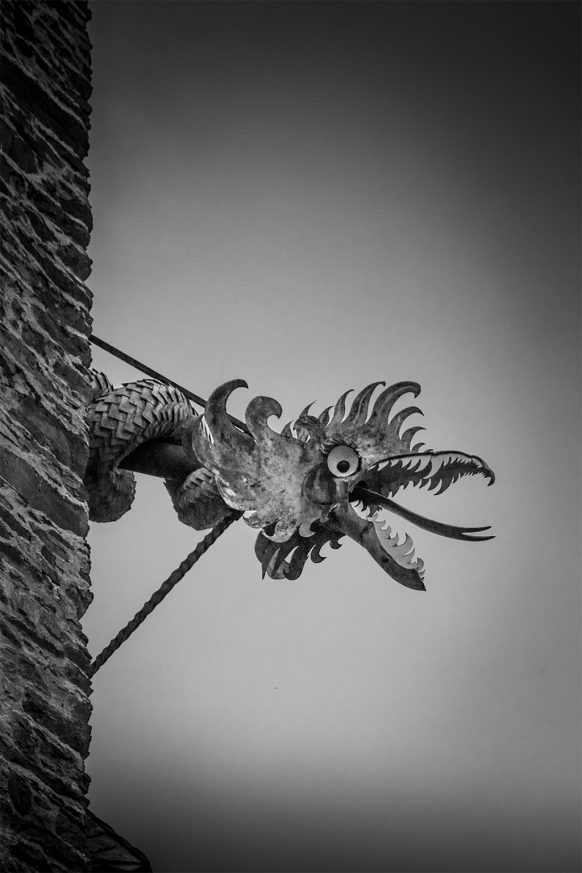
0, 1, 94, 870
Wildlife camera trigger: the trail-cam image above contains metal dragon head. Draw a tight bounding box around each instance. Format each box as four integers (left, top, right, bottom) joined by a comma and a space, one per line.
187, 380, 495, 590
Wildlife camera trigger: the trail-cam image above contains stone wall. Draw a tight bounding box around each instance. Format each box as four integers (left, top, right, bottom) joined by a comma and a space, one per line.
0, 1, 94, 870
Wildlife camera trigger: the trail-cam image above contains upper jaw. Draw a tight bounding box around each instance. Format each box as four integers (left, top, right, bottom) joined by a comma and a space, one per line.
351, 449, 495, 540
354, 450, 495, 499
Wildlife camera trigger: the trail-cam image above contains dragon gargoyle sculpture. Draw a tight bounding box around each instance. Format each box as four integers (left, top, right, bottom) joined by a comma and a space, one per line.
85, 375, 494, 590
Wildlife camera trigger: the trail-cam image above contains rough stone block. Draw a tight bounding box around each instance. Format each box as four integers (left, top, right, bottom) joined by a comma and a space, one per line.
0, 1, 94, 869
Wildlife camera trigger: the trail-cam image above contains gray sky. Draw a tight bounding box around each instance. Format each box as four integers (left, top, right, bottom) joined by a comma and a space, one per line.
84, 3, 580, 871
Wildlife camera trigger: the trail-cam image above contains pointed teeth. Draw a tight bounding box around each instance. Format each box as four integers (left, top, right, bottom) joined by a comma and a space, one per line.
401, 543, 419, 567
351, 500, 377, 521
400, 456, 424, 472
377, 454, 433, 473
374, 519, 424, 571
381, 452, 494, 496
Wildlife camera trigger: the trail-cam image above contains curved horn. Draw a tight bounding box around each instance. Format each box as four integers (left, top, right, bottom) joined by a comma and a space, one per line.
245, 395, 283, 442
204, 380, 255, 451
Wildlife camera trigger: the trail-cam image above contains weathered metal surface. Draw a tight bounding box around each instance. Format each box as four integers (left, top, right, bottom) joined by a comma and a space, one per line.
186, 380, 494, 589
121, 439, 198, 480
86, 375, 495, 589
85, 374, 194, 521
165, 466, 233, 530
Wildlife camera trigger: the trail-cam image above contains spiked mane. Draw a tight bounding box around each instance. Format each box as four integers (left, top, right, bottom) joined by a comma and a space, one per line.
87, 373, 494, 588
285, 381, 426, 457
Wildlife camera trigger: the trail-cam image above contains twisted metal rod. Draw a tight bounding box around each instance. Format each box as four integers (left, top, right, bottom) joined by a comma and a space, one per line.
89, 513, 241, 677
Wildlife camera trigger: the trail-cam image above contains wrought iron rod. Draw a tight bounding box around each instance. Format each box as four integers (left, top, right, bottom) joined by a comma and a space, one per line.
89, 512, 241, 677
90, 334, 250, 434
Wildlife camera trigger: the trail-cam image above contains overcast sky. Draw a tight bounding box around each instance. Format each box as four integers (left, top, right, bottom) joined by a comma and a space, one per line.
84, 3, 580, 871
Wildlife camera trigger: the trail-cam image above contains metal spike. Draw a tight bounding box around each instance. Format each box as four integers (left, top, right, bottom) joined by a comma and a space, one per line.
327, 389, 353, 429
344, 382, 385, 427
400, 424, 425, 451
317, 406, 332, 426
368, 382, 421, 428
388, 406, 423, 438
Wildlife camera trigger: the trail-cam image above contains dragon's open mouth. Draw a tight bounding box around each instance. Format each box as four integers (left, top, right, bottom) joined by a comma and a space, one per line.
338, 450, 495, 590
256, 448, 495, 589
181, 377, 496, 589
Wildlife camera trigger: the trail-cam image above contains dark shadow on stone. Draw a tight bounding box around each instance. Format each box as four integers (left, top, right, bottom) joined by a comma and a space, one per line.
86, 811, 153, 873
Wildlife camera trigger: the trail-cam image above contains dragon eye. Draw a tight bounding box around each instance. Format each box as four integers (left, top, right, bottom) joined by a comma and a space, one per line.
326, 445, 360, 477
